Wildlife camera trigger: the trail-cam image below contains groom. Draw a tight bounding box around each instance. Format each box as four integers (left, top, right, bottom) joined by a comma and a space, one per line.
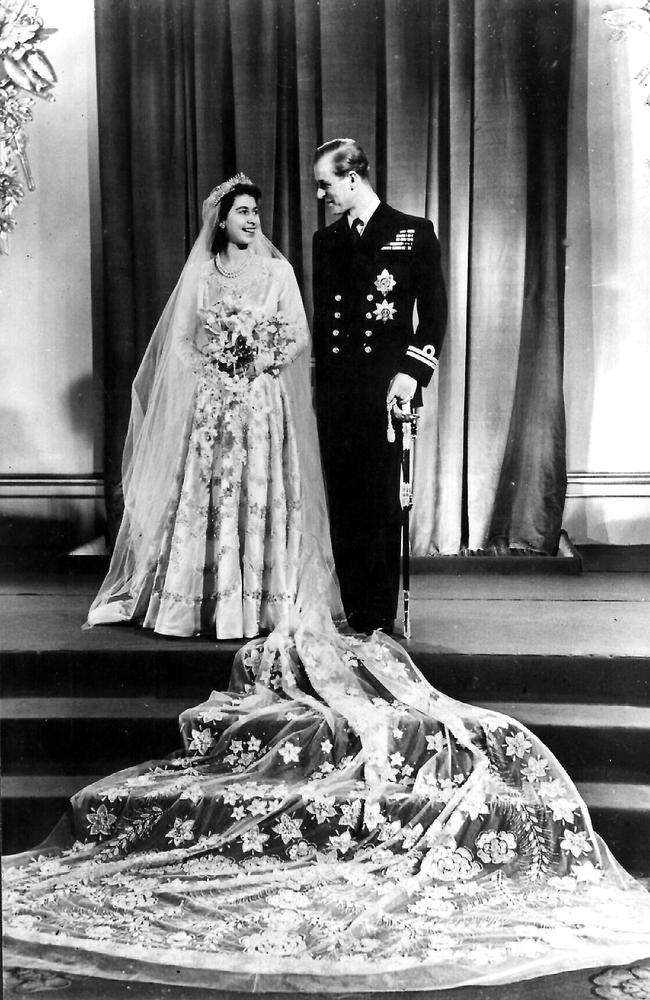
312, 138, 447, 635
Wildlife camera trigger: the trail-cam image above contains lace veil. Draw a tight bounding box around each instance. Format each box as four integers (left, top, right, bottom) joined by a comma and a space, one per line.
87, 176, 342, 628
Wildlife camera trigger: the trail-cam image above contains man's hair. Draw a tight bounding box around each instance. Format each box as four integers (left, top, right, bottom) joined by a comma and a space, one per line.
314, 138, 370, 179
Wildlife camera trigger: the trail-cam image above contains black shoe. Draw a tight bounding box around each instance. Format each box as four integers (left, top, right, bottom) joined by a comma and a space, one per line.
365, 618, 395, 636
346, 611, 368, 634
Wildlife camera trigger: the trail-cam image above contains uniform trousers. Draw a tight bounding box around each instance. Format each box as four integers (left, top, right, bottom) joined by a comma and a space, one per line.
317, 374, 403, 627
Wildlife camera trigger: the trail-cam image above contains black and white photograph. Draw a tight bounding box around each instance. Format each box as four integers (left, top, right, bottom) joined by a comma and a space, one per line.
1, 1, 649, 998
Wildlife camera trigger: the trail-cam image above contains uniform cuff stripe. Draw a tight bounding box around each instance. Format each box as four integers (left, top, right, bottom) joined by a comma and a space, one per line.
406, 347, 438, 370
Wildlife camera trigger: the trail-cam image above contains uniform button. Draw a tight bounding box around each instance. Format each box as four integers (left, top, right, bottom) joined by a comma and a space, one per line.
366, 294, 373, 301
332, 330, 339, 337
364, 330, 372, 337
364, 345, 372, 354
334, 312, 341, 319
334, 294, 342, 302
332, 346, 340, 354
365, 312, 372, 319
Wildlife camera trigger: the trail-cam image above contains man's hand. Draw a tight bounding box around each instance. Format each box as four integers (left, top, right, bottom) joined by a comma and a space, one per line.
387, 372, 418, 410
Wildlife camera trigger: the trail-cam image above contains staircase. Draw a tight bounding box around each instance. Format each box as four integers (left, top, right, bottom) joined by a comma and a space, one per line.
1, 569, 649, 874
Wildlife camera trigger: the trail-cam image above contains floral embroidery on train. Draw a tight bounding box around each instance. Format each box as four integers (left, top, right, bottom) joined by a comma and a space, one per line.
3, 629, 650, 986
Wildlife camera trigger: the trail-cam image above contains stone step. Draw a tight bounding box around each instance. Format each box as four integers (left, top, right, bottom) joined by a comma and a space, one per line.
3, 697, 650, 726
1, 697, 647, 781
2, 700, 647, 783
3, 650, 650, 704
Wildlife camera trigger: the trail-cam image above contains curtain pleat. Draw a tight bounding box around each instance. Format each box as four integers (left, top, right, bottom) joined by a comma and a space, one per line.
413, 0, 473, 556
487, 1, 571, 552
318, 0, 379, 180
95, 0, 571, 555
293, 0, 321, 315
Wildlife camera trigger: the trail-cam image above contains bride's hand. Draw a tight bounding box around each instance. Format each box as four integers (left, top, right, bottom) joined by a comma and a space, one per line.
252, 349, 277, 377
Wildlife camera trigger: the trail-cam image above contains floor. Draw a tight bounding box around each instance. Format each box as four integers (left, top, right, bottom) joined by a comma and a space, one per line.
2, 565, 649, 656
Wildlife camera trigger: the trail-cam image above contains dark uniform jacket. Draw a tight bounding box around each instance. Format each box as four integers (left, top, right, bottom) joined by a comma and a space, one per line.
312, 201, 447, 624
312, 201, 447, 408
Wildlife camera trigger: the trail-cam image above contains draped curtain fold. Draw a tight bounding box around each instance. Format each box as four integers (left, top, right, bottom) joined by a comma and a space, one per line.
95, 0, 571, 555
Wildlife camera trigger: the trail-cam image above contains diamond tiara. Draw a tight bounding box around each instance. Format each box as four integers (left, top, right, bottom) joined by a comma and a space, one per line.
208, 172, 253, 207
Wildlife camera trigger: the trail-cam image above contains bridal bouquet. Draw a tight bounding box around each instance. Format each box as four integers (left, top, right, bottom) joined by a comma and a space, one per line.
199, 295, 296, 394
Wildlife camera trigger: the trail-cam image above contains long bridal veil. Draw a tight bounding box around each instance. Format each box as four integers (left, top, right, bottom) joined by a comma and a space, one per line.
85, 177, 342, 630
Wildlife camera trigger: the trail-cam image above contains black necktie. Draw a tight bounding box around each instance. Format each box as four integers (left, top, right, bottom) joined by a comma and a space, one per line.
350, 217, 363, 243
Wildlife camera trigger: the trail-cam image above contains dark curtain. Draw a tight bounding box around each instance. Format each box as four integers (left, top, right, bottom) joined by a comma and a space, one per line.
95, 0, 572, 555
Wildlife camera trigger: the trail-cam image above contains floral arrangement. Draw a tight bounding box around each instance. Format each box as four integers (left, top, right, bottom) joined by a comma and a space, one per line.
199, 294, 296, 394
0, 0, 56, 255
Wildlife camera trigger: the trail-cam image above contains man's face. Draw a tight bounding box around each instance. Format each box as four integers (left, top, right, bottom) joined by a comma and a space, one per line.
314, 154, 354, 215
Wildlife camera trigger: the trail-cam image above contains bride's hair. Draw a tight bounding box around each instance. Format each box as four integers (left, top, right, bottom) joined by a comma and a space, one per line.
211, 181, 262, 255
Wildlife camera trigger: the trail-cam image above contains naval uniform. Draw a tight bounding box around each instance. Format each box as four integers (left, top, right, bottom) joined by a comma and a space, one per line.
312, 201, 447, 630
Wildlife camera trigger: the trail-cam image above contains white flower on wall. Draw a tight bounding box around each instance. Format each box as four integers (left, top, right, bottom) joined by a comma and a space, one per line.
0, 1, 57, 254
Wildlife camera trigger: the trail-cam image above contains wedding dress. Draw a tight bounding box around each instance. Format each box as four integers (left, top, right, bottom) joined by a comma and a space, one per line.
85, 176, 340, 638
127, 256, 309, 639
4, 612, 650, 993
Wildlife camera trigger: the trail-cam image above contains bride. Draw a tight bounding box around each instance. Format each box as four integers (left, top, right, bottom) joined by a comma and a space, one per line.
3, 179, 650, 994
85, 174, 340, 639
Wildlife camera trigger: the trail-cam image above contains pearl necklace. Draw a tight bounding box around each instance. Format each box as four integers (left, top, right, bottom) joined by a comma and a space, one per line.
215, 251, 252, 278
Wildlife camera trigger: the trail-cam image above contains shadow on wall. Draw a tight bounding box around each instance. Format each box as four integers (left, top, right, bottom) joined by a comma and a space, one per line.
63, 373, 103, 471
589, 516, 650, 547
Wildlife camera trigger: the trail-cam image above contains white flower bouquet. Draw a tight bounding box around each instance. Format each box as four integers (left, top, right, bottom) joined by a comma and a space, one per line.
199, 294, 296, 393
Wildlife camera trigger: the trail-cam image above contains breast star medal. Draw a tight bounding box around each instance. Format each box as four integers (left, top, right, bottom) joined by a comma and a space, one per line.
373, 299, 396, 323
374, 269, 396, 294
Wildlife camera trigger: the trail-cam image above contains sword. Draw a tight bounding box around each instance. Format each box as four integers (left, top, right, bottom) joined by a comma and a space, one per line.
388, 399, 419, 639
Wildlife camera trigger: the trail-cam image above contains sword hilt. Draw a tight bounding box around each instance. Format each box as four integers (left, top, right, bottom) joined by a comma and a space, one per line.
403, 589, 411, 639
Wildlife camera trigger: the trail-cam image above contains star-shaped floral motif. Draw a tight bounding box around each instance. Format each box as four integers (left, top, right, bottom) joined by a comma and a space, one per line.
363, 801, 383, 831
278, 741, 300, 764
86, 804, 117, 839
504, 732, 532, 760
550, 797, 577, 824
241, 826, 269, 853
425, 732, 444, 753
521, 755, 549, 782
165, 818, 195, 847
306, 795, 337, 823
244, 798, 266, 816
188, 728, 214, 755
273, 814, 304, 844
338, 801, 361, 828
560, 829, 593, 858
197, 706, 224, 724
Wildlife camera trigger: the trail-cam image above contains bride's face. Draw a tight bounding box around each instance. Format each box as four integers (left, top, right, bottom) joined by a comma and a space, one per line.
223, 194, 260, 248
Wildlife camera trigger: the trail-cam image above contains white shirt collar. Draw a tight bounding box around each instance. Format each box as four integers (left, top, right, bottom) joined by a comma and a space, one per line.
348, 193, 380, 228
